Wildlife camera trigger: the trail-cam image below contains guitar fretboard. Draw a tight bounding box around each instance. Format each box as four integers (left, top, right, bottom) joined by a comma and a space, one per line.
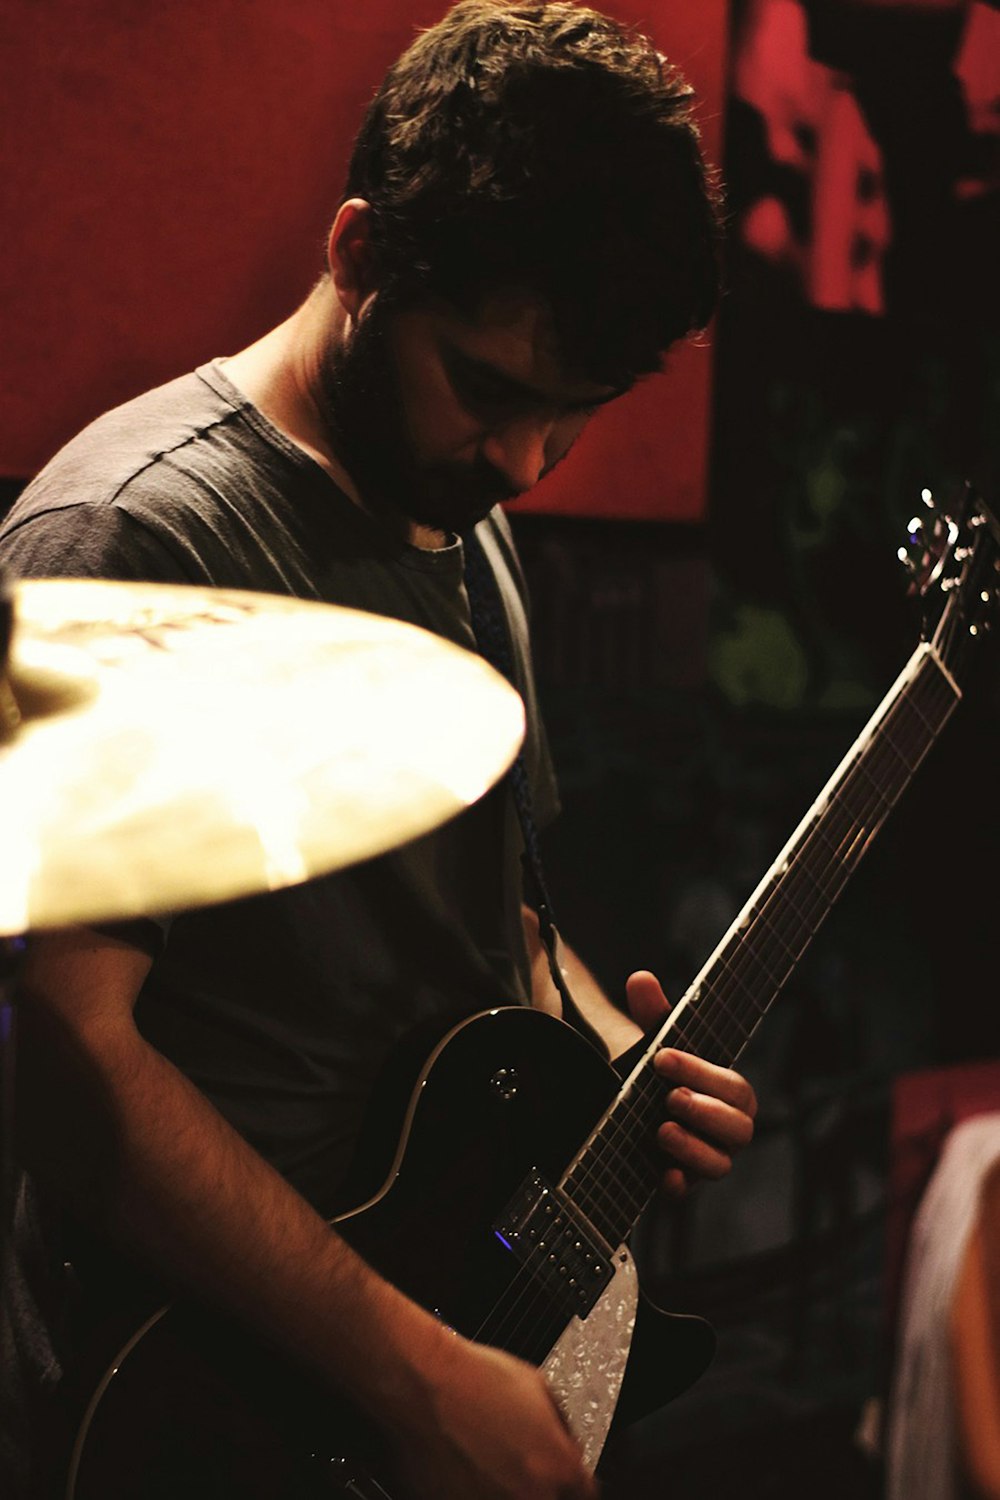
561, 641, 961, 1252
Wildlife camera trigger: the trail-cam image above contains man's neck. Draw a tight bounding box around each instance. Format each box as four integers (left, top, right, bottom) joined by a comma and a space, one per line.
223, 286, 448, 552
223, 284, 356, 494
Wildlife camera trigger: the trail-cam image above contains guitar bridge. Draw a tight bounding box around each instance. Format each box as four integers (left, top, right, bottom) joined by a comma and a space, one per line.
494, 1170, 615, 1319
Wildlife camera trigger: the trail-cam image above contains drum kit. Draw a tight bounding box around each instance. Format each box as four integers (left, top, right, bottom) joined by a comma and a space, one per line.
0, 568, 525, 1274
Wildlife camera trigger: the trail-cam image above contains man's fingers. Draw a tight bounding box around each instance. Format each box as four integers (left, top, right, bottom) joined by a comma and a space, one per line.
662, 1083, 757, 1150
657, 1118, 738, 1182
650, 1048, 757, 1191
653, 1048, 758, 1118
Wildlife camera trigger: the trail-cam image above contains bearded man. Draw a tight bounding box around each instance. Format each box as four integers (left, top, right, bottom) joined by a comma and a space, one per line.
0, 5, 756, 1497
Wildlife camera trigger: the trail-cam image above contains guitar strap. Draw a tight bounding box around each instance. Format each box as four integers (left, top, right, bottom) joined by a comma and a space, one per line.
461, 525, 609, 1059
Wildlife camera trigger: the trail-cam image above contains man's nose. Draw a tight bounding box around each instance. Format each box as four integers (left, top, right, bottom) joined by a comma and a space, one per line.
479, 415, 554, 496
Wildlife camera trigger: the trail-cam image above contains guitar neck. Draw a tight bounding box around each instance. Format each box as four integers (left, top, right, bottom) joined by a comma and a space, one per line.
560, 639, 962, 1251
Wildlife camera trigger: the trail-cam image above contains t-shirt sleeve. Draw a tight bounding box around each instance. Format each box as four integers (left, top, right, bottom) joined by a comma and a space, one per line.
0, 502, 192, 584
0, 505, 189, 956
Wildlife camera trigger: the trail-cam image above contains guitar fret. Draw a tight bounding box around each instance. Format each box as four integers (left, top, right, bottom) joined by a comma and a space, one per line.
558, 630, 973, 1266
564, 1065, 665, 1242
703, 977, 774, 1052
902, 671, 948, 735
697, 655, 963, 1066
879, 713, 920, 773
812, 817, 867, 886
670, 1013, 743, 1072
798, 842, 841, 909
780, 864, 828, 938
677, 993, 743, 1058
854, 757, 894, 811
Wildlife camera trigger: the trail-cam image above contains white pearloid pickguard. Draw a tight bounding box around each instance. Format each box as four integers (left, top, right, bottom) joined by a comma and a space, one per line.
540, 1243, 638, 1471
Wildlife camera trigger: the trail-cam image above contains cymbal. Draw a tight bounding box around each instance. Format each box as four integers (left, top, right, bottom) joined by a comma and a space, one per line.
0, 578, 525, 936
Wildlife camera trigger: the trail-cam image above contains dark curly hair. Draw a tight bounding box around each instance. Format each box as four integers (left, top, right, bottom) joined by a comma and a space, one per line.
342, 0, 722, 388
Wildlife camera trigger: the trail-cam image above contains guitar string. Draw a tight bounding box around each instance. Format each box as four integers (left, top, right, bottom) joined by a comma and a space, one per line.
673, 663, 950, 1062
472, 1068, 669, 1346
576, 666, 959, 1295
566, 724, 898, 1231
566, 727, 895, 1228
466, 528, 968, 1352
564, 832, 872, 1240
554, 657, 955, 1242
479, 982, 781, 1355
570, 627, 963, 1236
488, 540, 977, 1331
474, 1220, 597, 1355
475, 659, 957, 1354
697, 664, 943, 1028
478, 691, 946, 1360
474, 1064, 679, 1351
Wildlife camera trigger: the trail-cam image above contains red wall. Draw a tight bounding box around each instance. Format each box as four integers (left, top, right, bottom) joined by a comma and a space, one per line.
0, 1, 727, 520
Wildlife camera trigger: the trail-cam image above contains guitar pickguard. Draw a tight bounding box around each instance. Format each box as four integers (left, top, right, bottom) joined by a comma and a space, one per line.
542, 1244, 638, 1470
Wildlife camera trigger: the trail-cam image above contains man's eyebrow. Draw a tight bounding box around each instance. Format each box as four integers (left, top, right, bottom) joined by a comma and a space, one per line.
442, 343, 628, 411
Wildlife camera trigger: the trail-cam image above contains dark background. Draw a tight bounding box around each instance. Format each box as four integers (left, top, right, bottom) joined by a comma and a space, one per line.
2, 2, 999, 1494
517, 3, 1000, 1491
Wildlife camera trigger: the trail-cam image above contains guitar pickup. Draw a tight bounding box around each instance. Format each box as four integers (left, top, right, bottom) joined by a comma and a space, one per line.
494, 1170, 615, 1319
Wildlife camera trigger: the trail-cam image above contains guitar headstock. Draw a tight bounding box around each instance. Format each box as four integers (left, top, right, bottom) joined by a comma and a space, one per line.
899, 481, 1000, 676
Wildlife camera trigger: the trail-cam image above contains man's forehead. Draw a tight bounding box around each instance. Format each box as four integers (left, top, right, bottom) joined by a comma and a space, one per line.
426, 287, 621, 405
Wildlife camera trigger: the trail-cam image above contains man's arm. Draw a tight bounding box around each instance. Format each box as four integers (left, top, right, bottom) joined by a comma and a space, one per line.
523, 907, 757, 1196
18, 926, 598, 1500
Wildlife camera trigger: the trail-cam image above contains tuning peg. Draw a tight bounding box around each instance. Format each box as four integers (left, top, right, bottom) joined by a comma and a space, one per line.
898, 513, 927, 577
897, 544, 917, 574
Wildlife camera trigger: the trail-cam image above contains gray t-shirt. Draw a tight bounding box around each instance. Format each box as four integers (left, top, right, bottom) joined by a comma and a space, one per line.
0, 360, 558, 1211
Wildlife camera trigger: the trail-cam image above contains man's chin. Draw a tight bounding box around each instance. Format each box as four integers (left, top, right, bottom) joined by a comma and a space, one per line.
405, 491, 509, 537
412, 464, 525, 532
353, 454, 517, 535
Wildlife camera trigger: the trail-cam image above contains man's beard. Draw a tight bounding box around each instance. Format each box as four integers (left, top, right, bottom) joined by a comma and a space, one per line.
317, 298, 518, 536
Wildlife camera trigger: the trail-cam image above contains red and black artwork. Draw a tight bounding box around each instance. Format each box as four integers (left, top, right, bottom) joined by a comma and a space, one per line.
729, 0, 998, 321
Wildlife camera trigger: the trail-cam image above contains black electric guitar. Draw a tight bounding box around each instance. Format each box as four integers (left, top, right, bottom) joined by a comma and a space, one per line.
60, 484, 999, 1499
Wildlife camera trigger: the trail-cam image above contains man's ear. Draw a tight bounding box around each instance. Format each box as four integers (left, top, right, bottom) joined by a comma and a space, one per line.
327, 199, 378, 318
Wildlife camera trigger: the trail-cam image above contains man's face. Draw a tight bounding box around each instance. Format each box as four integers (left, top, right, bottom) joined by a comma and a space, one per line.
319, 288, 624, 535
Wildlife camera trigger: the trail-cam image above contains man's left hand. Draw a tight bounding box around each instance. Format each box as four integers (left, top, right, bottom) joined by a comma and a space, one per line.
626, 969, 758, 1198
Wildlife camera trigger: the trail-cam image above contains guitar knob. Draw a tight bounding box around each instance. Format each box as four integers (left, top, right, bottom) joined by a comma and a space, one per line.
491, 1067, 519, 1100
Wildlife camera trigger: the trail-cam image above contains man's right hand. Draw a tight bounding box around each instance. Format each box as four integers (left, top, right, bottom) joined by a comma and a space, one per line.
390, 1333, 599, 1500
18, 928, 597, 1500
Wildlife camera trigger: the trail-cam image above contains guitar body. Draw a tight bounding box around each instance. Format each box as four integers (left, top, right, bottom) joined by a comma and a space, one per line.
63, 1007, 715, 1500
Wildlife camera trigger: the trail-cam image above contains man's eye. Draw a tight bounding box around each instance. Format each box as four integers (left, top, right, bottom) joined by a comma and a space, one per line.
446, 356, 518, 414
457, 375, 519, 415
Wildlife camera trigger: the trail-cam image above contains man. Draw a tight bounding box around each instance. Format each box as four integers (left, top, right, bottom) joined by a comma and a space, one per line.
0, 4, 757, 1497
